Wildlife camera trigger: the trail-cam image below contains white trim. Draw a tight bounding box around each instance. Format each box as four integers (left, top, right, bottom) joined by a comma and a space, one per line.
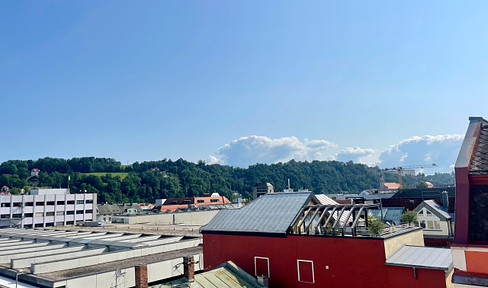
297, 259, 315, 284
254, 256, 270, 278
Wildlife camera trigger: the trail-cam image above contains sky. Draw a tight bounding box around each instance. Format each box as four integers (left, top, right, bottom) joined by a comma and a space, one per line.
1, 1, 488, 173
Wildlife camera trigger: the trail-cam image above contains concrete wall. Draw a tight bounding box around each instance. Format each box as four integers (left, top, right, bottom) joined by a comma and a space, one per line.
384, 229, 424, 258
0, 245, 82, 263
110, 210, 219, 225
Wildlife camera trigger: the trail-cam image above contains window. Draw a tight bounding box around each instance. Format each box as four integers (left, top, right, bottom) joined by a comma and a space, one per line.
24, 213, 33, 217
66, 221, 74, 225
86, 200, 93, 204
1, 214, 10, 219
210, 199, 219, 203
197, 200, 204, 203
12, 214, 21, 218
57, 201, 65, 205
76, 210, 84, 214
297, 260, 315, 284
426, 210, 433, 217
86, 209, 93, 214
35, 223, 43, 227
24, 224, 33, 229
254, 257, 270, 278
76, 200, 84, 204
66, 211, 74, 215
434, 221, 441, 230
46, 212, 55, 216
12, 202, 22, 207
25, 202, 33, 206
56, 211, 64, 216
427, 221, 434, 229
46, 201, 55, 206
46, 223, 54, 227
36, 202, 44, 206
67, 200, 75, 205
1, 203, 10, 207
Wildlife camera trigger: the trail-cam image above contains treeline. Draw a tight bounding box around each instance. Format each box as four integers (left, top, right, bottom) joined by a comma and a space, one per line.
0, 157, 455, 204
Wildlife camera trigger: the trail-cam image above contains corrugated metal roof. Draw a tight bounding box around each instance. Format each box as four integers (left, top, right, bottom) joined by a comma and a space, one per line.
201, 192, 312, 234
315, 194, 338, 205
385, 245, 452, 270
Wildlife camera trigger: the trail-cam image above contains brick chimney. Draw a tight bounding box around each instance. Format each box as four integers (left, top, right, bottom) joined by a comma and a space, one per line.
183, 256, 195, 281
135, 264, 148, 288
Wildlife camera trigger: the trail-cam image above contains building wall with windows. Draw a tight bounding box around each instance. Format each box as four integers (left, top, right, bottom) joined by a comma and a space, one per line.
416, 207, 453, 237
0, 193, 96, 228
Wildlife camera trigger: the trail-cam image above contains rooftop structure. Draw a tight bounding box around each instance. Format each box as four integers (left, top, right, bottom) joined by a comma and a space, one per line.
0, 228, 202, 288
451, 116, 488, 287
252, 183, 274, 199
201, 192, 453, 288
157, 194, 232, 213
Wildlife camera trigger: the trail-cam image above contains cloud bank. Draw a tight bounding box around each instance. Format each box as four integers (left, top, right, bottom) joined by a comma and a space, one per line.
378, 134, 464, 172
208, 134, 464, 172
208, 136, 336, 167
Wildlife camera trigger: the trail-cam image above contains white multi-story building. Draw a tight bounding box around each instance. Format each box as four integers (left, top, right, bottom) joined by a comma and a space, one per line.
0, 190, 96, 228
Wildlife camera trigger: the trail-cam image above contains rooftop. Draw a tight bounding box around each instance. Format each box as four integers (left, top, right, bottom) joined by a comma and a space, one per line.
201, 192, 314, 234
386, 245, 452, 270
469, 120, 488, 175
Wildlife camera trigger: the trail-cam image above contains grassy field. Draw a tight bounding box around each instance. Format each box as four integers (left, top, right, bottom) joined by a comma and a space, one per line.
82, 172, 129, 179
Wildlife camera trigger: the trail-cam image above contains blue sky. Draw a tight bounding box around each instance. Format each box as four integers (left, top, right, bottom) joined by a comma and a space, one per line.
1, 1, 487, 172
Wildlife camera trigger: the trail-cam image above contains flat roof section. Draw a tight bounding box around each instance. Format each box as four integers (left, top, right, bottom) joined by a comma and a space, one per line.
385, 245, 453, 270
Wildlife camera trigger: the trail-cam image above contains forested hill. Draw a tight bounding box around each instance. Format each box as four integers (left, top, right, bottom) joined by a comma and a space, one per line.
0, 157, 455, 203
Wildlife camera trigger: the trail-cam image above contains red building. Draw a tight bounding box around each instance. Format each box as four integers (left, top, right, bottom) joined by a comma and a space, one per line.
202, 192, 453, 288
451, 117, 488, 287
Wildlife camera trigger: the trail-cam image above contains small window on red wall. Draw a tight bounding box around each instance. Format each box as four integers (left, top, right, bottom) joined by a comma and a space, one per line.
254, 257, 270, 278
297, 260, 314, 283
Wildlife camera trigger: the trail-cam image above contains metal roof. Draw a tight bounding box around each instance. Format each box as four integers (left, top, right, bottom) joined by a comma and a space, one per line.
385, 245, 453, 271
315, 194, 338, 205
201, 192, 312, 234
422, 200, 451, 220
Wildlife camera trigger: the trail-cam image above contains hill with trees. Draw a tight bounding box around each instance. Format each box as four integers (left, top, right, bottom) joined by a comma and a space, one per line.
0, 157, 455, 203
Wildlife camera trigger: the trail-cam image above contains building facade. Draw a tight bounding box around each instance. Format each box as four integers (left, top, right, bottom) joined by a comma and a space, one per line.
202, 192, 453, 288
451, 117, 488, 287
0, 192, 96, 228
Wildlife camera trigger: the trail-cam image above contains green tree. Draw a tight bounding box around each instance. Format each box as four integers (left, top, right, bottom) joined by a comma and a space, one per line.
401, 210, 418, 226
368, 216, 385, 237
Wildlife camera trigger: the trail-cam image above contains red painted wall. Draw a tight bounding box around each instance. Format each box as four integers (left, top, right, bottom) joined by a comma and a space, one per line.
203, 233, 447, 288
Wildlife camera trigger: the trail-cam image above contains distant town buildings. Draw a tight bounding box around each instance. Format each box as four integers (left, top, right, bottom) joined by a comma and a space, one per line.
157, 193, 232, 213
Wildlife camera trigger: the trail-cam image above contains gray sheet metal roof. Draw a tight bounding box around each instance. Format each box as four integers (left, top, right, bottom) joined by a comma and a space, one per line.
386, 245, 453, 271
423, 200, 451, 220
201, 192, 312, 234
315, 194, 338, 205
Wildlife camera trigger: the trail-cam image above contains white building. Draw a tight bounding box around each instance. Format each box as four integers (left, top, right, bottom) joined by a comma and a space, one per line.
0, 192, 96, 228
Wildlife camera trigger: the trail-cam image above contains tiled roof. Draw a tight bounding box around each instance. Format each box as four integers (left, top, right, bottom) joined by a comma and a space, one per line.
470, 122, 488, 175
201, 192, 312, 234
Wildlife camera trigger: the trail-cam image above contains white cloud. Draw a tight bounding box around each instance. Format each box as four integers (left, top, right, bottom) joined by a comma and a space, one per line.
336, 146, 376, 164
379, 134, 464, 172
210, 135, 337, 167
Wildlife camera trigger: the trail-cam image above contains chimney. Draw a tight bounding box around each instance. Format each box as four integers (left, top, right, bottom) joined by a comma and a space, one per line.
441, 191, 449, 210
135, 264, 148, 288
183, 256, 195, 282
